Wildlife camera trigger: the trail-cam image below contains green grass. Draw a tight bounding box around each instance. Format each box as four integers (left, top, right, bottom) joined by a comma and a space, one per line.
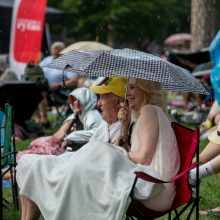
2, 124, 220, 219
3, 115, 58, 220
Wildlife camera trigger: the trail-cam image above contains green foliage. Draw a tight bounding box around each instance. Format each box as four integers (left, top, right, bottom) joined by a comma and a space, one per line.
48, 0, 191, 48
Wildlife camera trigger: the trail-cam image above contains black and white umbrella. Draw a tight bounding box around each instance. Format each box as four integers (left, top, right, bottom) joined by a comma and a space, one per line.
46, 48, 208, 94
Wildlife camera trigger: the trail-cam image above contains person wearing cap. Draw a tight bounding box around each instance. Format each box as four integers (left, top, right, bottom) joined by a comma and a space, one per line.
189, 121, 220, 216
17, 76, 128, 220
65, 76, 128, 146
88, 76, 128, 144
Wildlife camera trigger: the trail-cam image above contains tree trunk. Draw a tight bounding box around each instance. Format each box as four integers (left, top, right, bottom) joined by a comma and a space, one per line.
191, 0, 215, 51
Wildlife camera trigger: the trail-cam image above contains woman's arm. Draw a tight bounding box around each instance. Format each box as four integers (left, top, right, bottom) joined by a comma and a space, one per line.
50, 77, 78, 91
128, 105, 159, 165
53, 120, 74, 141
64, 77, 79, 89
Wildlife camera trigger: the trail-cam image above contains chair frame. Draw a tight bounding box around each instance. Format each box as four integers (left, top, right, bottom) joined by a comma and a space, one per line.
126, 122, 200, 220
1, 103, 19, 219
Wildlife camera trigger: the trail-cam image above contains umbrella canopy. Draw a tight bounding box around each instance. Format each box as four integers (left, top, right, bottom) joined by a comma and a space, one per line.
60, 41, 112, 54
192, 61, 213, 77
164, 33, 192, 45
46, 48, 208, 95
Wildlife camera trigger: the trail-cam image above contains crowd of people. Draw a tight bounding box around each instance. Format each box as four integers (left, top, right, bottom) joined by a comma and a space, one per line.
1, 39, 220, 219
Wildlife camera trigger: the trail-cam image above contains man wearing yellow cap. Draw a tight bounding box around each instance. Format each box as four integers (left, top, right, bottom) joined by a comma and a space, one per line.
64, 76, 127, 147
89, 76, 127, 144
17, 76, 128, 220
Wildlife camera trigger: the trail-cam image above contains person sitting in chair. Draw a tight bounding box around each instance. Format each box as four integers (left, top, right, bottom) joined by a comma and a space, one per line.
116, 78, 180, 211
39, 41, 79, 94
16, 77, 179, 220
39, 42, 79, 127
16, 87, 103, 161
189, 120, 220, 217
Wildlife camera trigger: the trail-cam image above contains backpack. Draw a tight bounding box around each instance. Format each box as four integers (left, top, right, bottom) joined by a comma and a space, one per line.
23, 62, 49, 90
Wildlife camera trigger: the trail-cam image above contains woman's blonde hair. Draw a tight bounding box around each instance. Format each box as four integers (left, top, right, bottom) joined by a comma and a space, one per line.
131, 78, 168, 114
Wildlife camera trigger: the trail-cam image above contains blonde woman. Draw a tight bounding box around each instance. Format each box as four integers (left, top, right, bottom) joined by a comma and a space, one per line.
117, 78, 180, 211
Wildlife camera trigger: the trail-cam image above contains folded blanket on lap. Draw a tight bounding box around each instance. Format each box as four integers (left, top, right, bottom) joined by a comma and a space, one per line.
16, 140, 162, 220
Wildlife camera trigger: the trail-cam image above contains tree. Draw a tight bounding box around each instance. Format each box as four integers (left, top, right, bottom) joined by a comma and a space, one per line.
48, 0, 192, 49
190, 0, 215, 51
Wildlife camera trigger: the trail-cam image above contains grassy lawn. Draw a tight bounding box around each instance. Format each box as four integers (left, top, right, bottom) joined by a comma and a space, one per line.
2, 123, 220, 219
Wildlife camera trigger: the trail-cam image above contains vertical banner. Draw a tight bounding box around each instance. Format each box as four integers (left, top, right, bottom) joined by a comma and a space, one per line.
9, 0, 47, 79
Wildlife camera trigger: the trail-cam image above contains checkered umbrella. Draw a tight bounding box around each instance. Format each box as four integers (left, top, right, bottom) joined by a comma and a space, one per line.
46, 48, 208, 94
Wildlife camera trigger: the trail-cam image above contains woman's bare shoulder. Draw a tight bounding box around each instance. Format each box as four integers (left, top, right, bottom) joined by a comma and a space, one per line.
140, 105, 157, 119
141, 104, 157, 113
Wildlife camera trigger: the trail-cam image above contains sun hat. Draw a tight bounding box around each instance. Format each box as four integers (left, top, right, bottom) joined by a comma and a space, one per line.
90, 76, 127, 97
208, 121, 220, 144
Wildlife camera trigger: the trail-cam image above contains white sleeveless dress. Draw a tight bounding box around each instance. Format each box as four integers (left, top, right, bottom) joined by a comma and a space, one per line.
130, 105, 180, 211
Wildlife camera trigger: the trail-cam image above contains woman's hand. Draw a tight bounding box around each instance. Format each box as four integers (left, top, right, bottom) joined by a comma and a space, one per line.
118, 102, 131, 127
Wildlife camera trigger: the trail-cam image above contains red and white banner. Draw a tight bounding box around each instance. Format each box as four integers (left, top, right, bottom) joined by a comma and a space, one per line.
9, 0, 47, 79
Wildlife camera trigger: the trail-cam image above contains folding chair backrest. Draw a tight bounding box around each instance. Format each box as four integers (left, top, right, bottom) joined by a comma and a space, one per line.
0, 110, 4, 146
1, 103, 14, 166
171, 122, 199, 209
0, 111, 4, 125
126, 122, 200, 220
1, 103, 19, 211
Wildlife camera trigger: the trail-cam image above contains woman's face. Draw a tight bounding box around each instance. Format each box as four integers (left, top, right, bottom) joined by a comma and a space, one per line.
69, 96, 82, 114
127, 79, 145, 111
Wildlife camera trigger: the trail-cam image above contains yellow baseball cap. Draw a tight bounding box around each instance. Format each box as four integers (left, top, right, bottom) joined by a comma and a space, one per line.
90, 76, 127, 97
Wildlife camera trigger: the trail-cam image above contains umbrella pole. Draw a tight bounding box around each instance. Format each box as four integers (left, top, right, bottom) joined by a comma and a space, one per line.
119, 79, 129, 148
62, 64, 71, 93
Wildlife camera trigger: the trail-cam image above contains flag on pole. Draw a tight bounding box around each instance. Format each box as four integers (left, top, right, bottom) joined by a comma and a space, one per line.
9, 0, 47, 79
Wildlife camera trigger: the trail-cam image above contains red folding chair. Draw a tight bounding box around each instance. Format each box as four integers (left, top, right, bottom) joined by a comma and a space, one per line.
126, 122, 200, 220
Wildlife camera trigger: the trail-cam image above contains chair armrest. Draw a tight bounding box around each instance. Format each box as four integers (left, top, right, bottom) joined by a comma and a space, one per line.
134, 162, 197, 183
134, 172, 167, 184
130, 162, 197, 197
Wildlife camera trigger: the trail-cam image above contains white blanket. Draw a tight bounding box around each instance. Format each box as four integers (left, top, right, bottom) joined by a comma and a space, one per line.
17, 140, 163, 220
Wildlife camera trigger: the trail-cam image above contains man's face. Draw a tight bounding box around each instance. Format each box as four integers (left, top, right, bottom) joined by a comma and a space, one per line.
97, 93, 121, 124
